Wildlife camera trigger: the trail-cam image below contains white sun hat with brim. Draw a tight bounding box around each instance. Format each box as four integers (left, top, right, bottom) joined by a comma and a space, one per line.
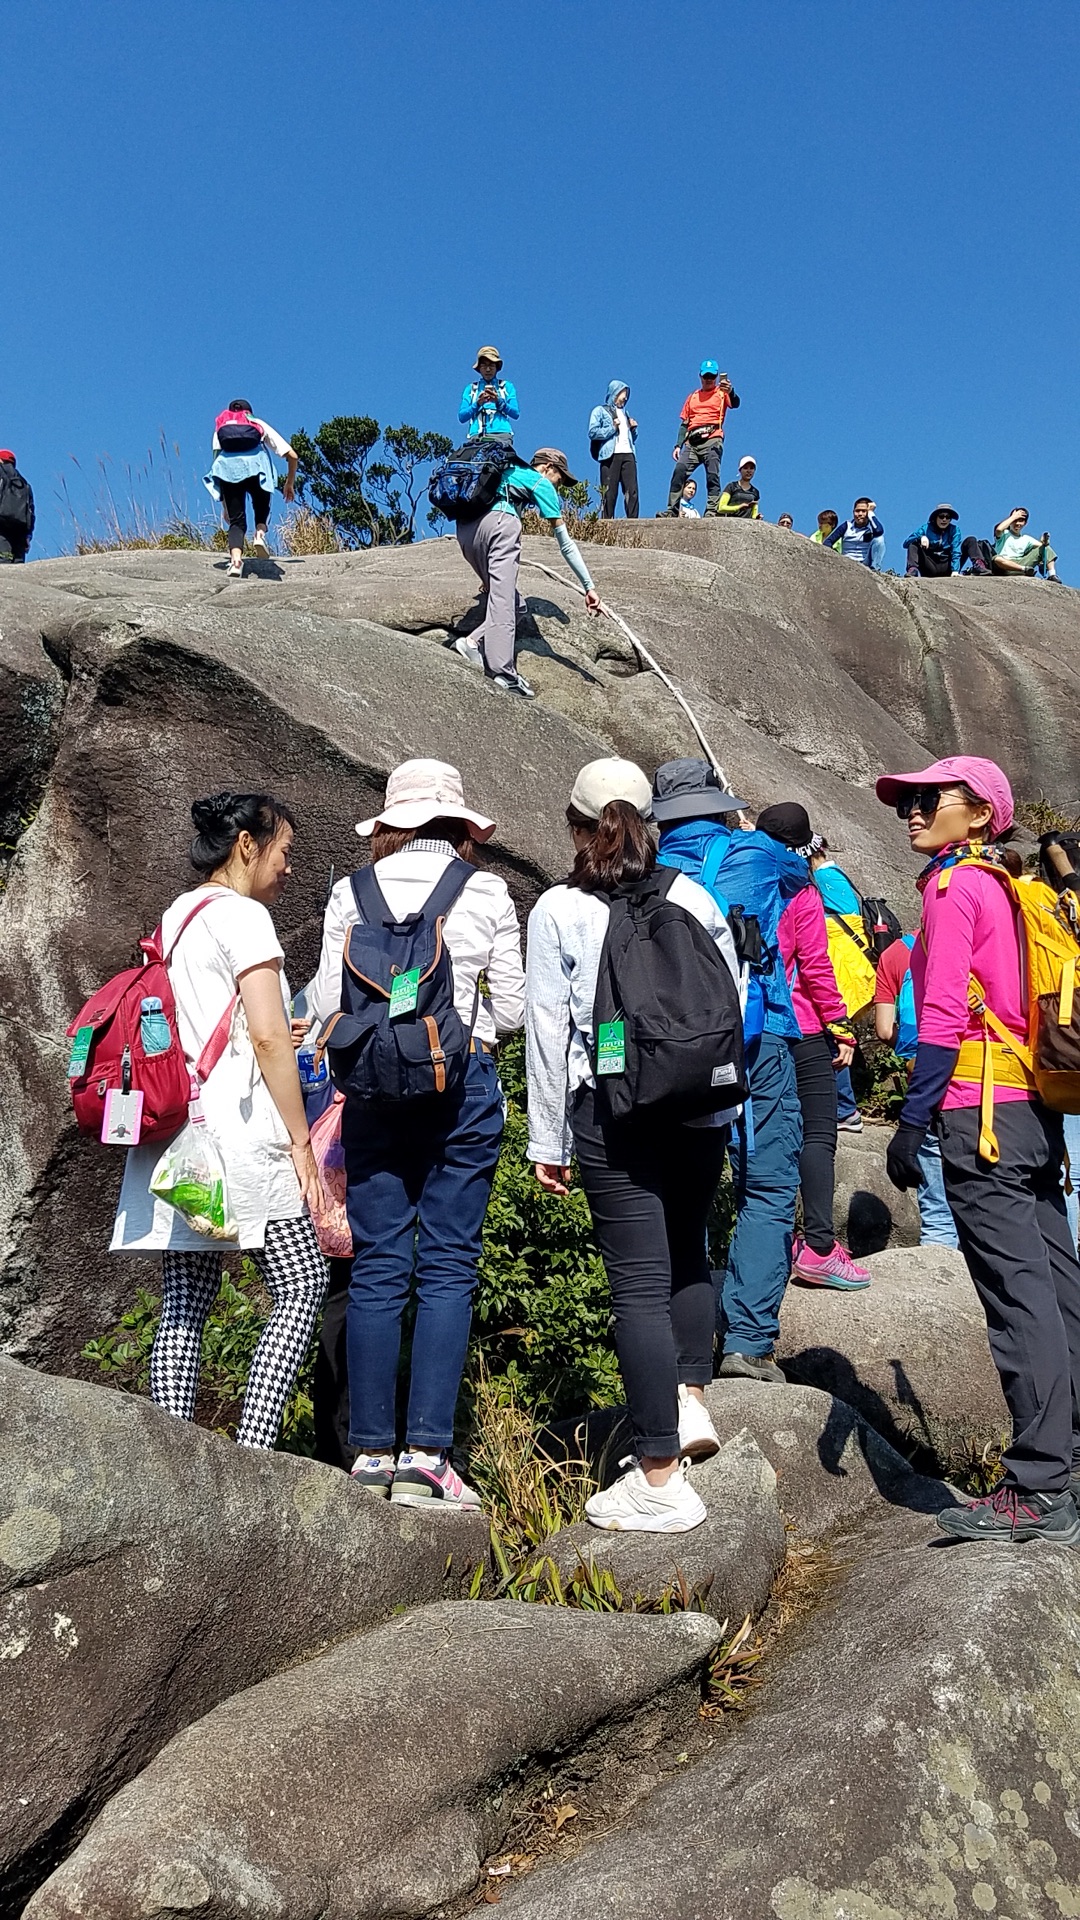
355, 759, 496, 841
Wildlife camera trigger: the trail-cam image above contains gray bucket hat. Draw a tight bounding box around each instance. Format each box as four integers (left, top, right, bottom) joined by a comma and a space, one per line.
651, 757, 747, 822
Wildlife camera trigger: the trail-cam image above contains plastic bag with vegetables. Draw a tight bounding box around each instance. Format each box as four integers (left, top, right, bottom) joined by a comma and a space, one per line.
150, 1121, 238, 1241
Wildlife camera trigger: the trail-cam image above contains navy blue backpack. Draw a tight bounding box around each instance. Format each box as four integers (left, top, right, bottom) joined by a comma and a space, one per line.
318, 861, 476, 1103
428, 441, 526, 521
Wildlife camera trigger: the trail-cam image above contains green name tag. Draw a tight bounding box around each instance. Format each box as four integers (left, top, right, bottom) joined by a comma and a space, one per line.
596, 1019, 626, 1075
67, 1024, 94, 1079
388, 968, 421, 1019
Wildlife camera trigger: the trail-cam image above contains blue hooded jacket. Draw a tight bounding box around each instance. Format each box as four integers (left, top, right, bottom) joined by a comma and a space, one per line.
657, 819, 808, 1039
903, 514, 962, 572
588, 380, 636, 464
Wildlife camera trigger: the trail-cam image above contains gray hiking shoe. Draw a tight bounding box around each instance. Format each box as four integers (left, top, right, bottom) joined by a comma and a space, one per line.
717, 1351, 786, 1386
938, 1486, 1080, 1547
489, 667, 535, 700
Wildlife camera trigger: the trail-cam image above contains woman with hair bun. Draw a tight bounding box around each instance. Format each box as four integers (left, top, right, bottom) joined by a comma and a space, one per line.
111, 791, 327, 1449
525, 758, 742, 1534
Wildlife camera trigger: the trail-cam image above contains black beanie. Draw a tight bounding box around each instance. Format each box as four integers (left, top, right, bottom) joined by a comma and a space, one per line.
756, 802, 813, 849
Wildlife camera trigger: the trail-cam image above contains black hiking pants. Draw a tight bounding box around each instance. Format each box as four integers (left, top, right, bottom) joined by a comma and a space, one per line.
666, 438, 724, 512
219, 475, 273, 548
791, 1033, 839, 1255
600, 452, 639, 519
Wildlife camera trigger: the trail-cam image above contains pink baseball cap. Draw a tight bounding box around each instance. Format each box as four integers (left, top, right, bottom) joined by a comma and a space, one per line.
875, 755, 1013, 836
355, 758, 495, 841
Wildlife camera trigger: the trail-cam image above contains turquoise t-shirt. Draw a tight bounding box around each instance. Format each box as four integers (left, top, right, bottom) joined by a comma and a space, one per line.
493, 467, 563, 521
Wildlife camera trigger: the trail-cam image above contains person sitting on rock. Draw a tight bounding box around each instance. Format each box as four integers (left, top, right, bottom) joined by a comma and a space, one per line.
878, 754, 1080, 1547
823, 497, 886, 570
810, 508, 840, 547
588, 380, 639, 519
452, 446, 601, 701
903, 504, 963, 578
777, 513, 795, 531
526, 758, 740, 1532
659, 361, 740, 516
714, 456, 761, 519
110, 792, 328, 1449
204, 401, 298, 579
989, 507, 1062, 582
679, 479, 701, 518
758, 804, 871, 1292
873, 934, 960, 1249
459, 346, 519, 443
653, 758, 808, 1387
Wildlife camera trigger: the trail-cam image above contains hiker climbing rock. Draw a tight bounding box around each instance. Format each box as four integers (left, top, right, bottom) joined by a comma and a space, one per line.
204, 401, 298, 578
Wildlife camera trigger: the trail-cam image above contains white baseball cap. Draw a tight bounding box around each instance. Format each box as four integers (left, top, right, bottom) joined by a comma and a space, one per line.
738, 454, 757, 470
568, 758, 653, 821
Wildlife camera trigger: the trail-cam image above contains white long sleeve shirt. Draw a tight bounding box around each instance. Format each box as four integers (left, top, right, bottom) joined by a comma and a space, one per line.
305, 840, 525, 1045
525, 874, 741, 1165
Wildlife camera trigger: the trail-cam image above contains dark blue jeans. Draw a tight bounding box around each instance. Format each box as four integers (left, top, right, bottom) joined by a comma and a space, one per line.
342, 1051, 504, 1452
719, 1033, 802, 1356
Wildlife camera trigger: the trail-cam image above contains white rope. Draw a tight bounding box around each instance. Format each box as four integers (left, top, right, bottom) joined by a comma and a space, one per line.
517, 553, 746, 810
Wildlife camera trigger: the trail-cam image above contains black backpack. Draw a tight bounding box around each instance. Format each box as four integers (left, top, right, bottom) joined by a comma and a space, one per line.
428, 441, 526, 522
0, 468, 33, 539
592, 867, 746, 1125
318, 860, 476, 1103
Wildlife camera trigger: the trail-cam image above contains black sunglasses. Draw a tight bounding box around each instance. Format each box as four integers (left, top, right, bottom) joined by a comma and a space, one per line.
896, 785, 942, 820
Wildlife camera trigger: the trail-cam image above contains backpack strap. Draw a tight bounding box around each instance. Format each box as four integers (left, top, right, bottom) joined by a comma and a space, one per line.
824, 904, 871, 953
350, 856, 475, 928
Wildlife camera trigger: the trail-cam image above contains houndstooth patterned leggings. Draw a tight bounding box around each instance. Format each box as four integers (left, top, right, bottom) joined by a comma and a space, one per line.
150, 1216, 328, 1450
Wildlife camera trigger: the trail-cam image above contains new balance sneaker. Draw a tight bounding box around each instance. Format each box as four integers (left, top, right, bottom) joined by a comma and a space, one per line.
678, 1384, 721, 1461
349, 1452, 395, 1498
937, 1486, 1080, 1547
792, 1239, 872, 1291
390, 1450, 482, 1512
585, 1460, 706, 1533
252, 531, 269, 556
836, 1113, 864, 1134
453, 633, 484, 671
488, 667, 535, 700
717, 1351, 786, 1386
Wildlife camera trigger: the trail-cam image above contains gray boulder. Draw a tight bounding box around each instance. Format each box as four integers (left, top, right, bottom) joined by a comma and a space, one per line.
778, 1243, 1008, 1477
833, 1120, 921, 1253
545, 1430, 786, 1620
0, 1357, 487, 1911
496, 1502, 1080, 1920
24, 1601, 721, 1920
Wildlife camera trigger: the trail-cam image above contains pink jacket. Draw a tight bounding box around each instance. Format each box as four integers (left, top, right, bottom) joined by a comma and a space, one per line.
778, 886, 847, 1037
912, 854, 1029, 1110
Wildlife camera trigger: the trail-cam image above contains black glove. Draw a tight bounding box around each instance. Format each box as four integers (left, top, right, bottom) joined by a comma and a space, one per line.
887, 1123, 927, 1192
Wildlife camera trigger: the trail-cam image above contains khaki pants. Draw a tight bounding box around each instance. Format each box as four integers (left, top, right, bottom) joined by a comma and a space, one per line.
455, 510, 523, 675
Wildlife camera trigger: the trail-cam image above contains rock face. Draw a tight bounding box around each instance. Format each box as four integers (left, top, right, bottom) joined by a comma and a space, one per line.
546, 1430, 786, 1618
0, 1357, 487, 1912
2, 537, 1078, 1370
496, 1502, 1080, 1920
778, 1244, 1009, 1477
833, 1120, 921, 1253
25, 1602, 721, 1920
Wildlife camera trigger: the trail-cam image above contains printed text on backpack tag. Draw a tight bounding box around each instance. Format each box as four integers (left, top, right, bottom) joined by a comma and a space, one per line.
597, 1020, 626, 1075
389, 969, 421, 1020
67, 1025, 94, 1078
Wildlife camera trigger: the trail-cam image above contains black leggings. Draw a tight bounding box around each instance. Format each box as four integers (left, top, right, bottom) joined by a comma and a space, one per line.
571, 1085, 727, 1459
219, 475, 273, 549
600, 452, 639, 519
791, 1033, 838, 1254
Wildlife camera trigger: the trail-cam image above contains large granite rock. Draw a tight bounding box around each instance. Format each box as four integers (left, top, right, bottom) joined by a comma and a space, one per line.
496, 1501, 1080, 1920
24, 1602, 721, 1920
833, 1120, 921, 1254
778, 1244, 1009, 1477
0, 1357, 487, 1912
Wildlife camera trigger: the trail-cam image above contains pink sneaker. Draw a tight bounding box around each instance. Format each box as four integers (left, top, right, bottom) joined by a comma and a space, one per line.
390, 1450, 482, 1511
791, 1241, 871, 1291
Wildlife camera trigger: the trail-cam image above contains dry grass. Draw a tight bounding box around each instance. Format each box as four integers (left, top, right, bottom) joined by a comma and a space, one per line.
278, 505, 345, 555
519, 508, 647, 548
1016, 797, 1080, 839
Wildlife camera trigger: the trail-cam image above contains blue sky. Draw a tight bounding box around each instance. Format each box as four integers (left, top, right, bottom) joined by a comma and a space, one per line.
5, 1, 1078, 568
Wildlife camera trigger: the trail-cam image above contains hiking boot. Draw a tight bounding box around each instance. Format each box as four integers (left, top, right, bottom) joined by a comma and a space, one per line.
585, 1459, 706, 1533
252, 531, 269, 556
792, 1239, 871, 1291
349, 1452, 395, 1498
717, 1351, 786, 1386
937, 1485, 1080, 1547
489, 667, 535, 700
836, 1112, 864, 1134
677, 1384, 721, 1461
390, 1450, 482, 1512
453, 633, 484, 671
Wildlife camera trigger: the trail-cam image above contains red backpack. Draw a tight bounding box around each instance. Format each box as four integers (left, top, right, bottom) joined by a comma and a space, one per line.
66, 897, 236, 1145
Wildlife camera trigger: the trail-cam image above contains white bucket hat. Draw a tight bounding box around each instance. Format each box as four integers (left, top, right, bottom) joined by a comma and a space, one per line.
355, 759, 496, 841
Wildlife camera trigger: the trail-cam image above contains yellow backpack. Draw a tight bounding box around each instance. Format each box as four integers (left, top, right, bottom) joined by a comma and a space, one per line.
933, 852, 1080, 1161
822, 911, 878, 1017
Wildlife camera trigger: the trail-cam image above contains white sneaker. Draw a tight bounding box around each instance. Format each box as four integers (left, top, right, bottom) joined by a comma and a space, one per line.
453, 634, 484, 671
252, 531, 269, 556
226, 560, 243, 579
678, 1385, 721, 1461
585, 1460, 707, 1533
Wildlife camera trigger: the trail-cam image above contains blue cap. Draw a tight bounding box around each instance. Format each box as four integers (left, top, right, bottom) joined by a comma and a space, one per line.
699, 359, 719, 377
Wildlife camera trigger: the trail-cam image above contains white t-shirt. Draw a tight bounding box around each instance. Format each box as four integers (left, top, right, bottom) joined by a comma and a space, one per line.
613, 408, 633, 455
111, 885, 302, 1252
210, 417, 295, 459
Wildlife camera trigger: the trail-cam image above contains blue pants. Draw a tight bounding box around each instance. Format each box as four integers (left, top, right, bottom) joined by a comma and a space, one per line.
342, 1051, 504, 1452
834, 1062, 858, 1122
720, 1033, 802, 1357
1063, 1111, 1080, 1251
918, 1128, 959, 1248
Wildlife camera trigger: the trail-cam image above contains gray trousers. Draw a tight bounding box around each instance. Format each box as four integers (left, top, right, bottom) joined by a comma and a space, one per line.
455, 510, 523, 675
938, 1101, 1080, 1490
666, 438, 724, 511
